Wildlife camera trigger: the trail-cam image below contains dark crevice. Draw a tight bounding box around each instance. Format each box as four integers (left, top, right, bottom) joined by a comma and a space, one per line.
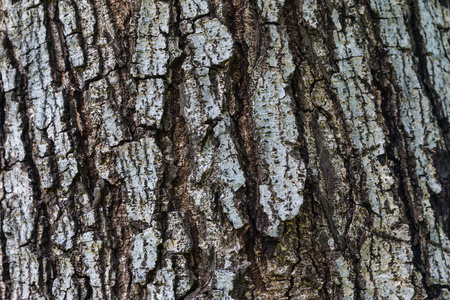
87, 0, 105, 77
438, 0, 449, 8
53, 0, 100, 205
408, 0, 450, 242
77, 275, 93, 299
283, 0, 370, 298
0, 72, 6, 171
90, 181, 112, 300
365, 2, 434, 297
18, 55, 49, 299
40, 2, 73, 298
106, 183, 133, 298
154, 0, 209, 298
103, 0, 137, 142
53, 1, 111, 296
285, 218, 302, 300
3, 25, 57, 297
225, 0, 268, 293
408, 1, 450, 145
68, 0, 88, 68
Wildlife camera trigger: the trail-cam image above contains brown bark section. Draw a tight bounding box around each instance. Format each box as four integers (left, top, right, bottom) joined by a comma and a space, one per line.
0, 0, 449, 299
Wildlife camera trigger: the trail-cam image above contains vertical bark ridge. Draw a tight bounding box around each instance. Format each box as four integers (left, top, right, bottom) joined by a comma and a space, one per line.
361, 3, 430, 297
408, 0, 450, 248
0, 68, 10, 300
1, 0, 449, 298
225, 0, 267, 293
282, 0, 378, 298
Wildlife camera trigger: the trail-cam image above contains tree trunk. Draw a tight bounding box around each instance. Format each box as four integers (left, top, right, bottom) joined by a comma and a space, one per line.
0, 0, 449, 298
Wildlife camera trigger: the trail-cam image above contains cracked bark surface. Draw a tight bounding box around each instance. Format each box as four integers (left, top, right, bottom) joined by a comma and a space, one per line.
0, 0, 449, 298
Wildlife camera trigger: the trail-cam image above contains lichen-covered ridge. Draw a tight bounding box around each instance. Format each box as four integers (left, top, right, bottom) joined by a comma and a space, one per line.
0, 0, 449, 298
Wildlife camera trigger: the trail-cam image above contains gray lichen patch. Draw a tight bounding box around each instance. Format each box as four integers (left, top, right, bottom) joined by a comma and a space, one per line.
250, 23, 306, 237
187, 18, 234, 67
180, 0, 209, 19
132, 226, 162, 284
114, 138, 163, 224
212, 270, 236, 300
3, 94, 25, 164
85, 74, 131, 149
3, 163, 35, 247
368, 0, 450, 288
256, 0, 285, 22
164, 212, 193, 253
79, 232, 113, 299
130, 78, 165, 129
180, 15, 247, 229
131, 0, 170, 78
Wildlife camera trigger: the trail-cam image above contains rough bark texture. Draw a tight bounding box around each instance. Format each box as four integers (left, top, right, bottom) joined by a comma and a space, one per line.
0, 0, 449, 298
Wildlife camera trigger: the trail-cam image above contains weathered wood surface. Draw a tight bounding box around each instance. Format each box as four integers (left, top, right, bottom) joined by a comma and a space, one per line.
0, 0, 449, 298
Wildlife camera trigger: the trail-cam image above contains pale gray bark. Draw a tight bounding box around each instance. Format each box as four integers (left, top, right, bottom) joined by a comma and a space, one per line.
0, 0, 449, 299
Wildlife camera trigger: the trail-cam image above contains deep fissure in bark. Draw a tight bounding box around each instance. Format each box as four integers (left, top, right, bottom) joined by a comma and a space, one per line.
225, 0, 269, 293
407, 0, 450, 243
283, 1, 374, 298
365, 3, 438, 297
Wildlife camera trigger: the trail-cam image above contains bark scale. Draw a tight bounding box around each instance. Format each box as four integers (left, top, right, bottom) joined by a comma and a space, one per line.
0, 0, 449, 298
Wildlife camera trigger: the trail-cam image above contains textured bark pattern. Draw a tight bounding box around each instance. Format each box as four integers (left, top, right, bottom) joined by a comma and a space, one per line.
0, 0, 449, 298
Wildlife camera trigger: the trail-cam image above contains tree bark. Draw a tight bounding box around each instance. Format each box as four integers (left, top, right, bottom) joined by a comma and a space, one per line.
0, 0, 449, 298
